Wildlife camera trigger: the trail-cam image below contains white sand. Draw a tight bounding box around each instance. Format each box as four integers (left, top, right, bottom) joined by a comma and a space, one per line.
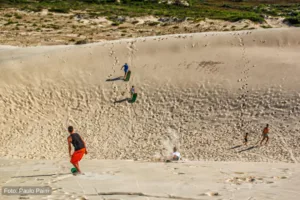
1, 27, 300, 199
0, 159, 299, 200
1, 28, 300, 162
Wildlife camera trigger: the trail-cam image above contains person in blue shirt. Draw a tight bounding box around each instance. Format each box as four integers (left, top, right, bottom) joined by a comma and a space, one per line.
121, 63, 129, 79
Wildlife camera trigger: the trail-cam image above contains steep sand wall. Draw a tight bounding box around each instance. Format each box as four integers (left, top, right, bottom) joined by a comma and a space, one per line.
0, 28, 300, 162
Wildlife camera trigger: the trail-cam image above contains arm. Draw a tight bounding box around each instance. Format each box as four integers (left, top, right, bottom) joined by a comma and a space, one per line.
121, 65, 124, 70
67, 136, 72, 157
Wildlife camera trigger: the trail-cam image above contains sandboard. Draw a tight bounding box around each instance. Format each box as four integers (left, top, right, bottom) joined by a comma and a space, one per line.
71, 167, 77, 174
129, 93, 137, 103
124, 70, 131, 82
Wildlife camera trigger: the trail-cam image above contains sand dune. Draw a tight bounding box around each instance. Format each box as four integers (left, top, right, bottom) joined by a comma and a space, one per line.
0, 159, 299, 200
0, 28, 300, 163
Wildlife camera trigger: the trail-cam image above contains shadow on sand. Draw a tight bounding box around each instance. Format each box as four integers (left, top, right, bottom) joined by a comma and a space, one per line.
12, 173, 70, 178
229, 145, 242, 150
106, 76, 124, 82
114, 98, 129, 104
238, 146, 257, 153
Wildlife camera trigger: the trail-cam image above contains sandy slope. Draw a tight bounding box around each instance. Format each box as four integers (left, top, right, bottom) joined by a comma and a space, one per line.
0, 28, 300, 162
0, 159, 299, 200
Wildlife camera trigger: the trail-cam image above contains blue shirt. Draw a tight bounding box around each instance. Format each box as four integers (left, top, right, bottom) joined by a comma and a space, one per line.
124, 64, 129, 71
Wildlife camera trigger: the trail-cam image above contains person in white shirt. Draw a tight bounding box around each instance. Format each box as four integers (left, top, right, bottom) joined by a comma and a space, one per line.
130, 86, 135, 96
172, 147, 180, 161
164, 147, 181, 162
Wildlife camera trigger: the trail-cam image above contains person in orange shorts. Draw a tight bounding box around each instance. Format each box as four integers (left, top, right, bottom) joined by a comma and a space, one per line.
67, 126, 87, 174
260, 124, 269, 146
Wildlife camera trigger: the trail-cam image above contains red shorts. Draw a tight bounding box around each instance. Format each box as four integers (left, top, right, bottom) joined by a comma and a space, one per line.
70, 148, 85, 165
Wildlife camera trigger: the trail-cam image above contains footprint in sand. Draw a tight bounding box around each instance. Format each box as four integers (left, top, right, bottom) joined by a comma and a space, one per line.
273, 176, 287, 179
234, 172, 245, 175
19, 196, 30, 199
204, 191, 219, 197
76, 197, 87, 200
44, 195, 56, 199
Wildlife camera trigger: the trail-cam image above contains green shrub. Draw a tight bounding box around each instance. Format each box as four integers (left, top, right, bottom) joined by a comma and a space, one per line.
47, 24, 60, 30
111, 22, 120, 26
49, 8, 70, 14
131, 20, 139, 24
148, 21, 159, 26
14, 13, 22, 19
52, 25, 60, 30
75, 39, 88, 45
4, 14, 12, 18
21, 6, 43, 12
4, 21, 14, 26
284, 17, 300, 25
261, 25, 272, 29
221, 4, 232, 9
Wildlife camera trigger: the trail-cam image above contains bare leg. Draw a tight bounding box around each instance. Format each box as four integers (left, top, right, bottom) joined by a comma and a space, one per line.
72, 163, 81, 173
265, 137, 269, 145
260, 138, 265, 146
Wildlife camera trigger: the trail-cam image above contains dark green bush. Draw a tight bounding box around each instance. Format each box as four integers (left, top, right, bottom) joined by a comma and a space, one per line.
284, 17, 300, 25
49, 7, 70, 13
75, 39, 88, 45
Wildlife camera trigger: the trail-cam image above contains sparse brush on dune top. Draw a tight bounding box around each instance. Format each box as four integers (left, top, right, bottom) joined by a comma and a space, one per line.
1, 0, 299, 24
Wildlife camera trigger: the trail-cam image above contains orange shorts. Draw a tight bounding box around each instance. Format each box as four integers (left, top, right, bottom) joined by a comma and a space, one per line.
70, 148, 85, 165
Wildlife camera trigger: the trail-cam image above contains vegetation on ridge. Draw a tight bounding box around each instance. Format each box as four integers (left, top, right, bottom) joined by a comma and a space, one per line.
0, 0, 299, 25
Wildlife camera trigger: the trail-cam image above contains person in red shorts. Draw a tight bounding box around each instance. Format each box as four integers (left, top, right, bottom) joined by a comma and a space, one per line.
260, 124, 269, 146
67, 126, 87, 174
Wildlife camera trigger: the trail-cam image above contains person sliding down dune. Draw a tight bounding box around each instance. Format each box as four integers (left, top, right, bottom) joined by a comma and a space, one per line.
165, 147, 181, 162
121, 63, 129, 80
67, 126, 88, 174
